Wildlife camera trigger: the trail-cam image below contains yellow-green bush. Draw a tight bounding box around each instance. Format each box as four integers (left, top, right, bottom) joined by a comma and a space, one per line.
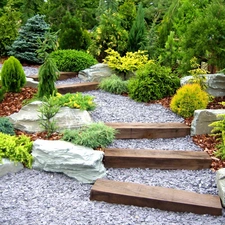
0, 133, 33, 168
170, 83, 209, 118
103, 48, 149, 79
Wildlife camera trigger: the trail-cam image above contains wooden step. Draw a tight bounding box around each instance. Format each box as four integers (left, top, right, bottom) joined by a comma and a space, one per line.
57, 82, 99, 94
27, 71, 78, 81
103, 148, 212, 170
90, 179, 222, 216
105, 122, 190, 139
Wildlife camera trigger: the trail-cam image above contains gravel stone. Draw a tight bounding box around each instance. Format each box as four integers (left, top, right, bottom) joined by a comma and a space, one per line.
0, 66, 224, 225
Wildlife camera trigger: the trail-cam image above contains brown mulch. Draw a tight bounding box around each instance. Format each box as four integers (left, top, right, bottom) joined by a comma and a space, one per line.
1, 87, 225, 171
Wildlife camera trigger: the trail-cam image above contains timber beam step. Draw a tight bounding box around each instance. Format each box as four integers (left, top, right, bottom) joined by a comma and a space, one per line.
90, 179, 222, 216
28, 72, 78, 81
103, 148, 212, 170
57, 82, 99, 94
105, 122, 190, 139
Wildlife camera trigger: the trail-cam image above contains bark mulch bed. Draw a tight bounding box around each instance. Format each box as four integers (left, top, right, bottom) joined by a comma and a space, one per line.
1, 87, 225, 171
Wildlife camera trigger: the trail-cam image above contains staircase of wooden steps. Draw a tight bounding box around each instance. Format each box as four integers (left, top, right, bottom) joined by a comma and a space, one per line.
38, 80, 219, 216
103, 148, 212, 170
90, 179, 222, 216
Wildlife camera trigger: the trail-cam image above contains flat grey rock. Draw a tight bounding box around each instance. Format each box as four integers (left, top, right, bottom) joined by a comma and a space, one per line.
0, 158, 24, 177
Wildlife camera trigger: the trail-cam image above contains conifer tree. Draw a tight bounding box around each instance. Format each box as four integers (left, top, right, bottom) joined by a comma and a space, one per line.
8, 14, 50, 64
127, 3, 147, 52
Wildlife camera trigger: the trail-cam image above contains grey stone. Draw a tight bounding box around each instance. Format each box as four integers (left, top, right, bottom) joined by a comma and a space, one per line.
191, 109, 225, 136
78, 63, 113, 82
180, 74, 225, 97
25, 77, 38, 88
32, 139, 106, 183
216, 168, 225, 207
0, 158, 24, 177
8, 101, 93, 133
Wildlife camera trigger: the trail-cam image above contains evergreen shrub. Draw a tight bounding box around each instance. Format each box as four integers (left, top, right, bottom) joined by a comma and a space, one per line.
0, 117, 15, 135
170, 83, 209, 118
128, 61, 180, 102
8, 14, 50, 64
0, 133, 33, 168
37, 56, 59, 99
1, 56, 26, 92
99, 74, 128, 94
50, 50, 97, 72
62, 122, 117, 149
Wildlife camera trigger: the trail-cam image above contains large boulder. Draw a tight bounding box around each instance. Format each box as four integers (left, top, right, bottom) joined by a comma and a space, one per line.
191, 109, 225, 136
78, 63, 113, 82
180, 74, 225, 97
0, 158, 24, 177
32, 139, 106, 183
216, 168, 225, 207
8, 101, 93, 133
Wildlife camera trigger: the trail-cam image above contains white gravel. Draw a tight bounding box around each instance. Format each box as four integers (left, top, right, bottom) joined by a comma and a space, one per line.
0, 66, 224, 225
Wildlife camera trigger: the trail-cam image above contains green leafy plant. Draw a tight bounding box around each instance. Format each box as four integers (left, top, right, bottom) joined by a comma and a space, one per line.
170, 83, 209, 118
38, 95, 61, 137
209, 104, 225, 160
62, 122, 117, 149
103, 48, 149, 79
98, 74, 128, 94
187, 57, 208, 90
37, 55, 60, 99
0, 87, 6, 102
0, 133, 33, 168
0, 117, 15, 135
50, 49, 97, 72
128, 61, 180, 102
53, 92, 96, 111
1, 56, 26, 93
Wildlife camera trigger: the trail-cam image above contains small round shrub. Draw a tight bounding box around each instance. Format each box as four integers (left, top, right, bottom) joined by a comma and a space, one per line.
1, 56, 26, 92
128, 61, 180, 102
50, 50, 97, 72
0, 117, 15, 135
98, 74, 128, 94
170, 83, 209, 118
62, 122, 117, 149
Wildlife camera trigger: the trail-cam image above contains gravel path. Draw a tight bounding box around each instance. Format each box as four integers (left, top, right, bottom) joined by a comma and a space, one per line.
0, 66, 224, 225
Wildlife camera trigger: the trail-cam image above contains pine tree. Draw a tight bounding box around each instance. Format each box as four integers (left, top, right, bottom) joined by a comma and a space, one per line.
8, 14, 50, 64
58, 11, 86, 50
127, 3, 147, 52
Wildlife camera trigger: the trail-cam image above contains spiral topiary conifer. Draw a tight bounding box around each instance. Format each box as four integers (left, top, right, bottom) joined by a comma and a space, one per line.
1, 56, 26, 92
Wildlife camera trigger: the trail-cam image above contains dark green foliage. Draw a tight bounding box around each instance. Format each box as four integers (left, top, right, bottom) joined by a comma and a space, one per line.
19, 0, 44, 24
127, 3, 147, 52
0, 87, 6, 102
0, 117, 15, 135
1, 56, 26, 93
0, 133, 33, 168
8, 14, 50, 64
99, 74, 128, 95
37, 56, 59, 98
50, 49, 97, 72
62, 122, 117, 149
0, 2, 20, 56
181, 0, 225, 73
128, 61, 180, 102
59, 11, 90, 50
